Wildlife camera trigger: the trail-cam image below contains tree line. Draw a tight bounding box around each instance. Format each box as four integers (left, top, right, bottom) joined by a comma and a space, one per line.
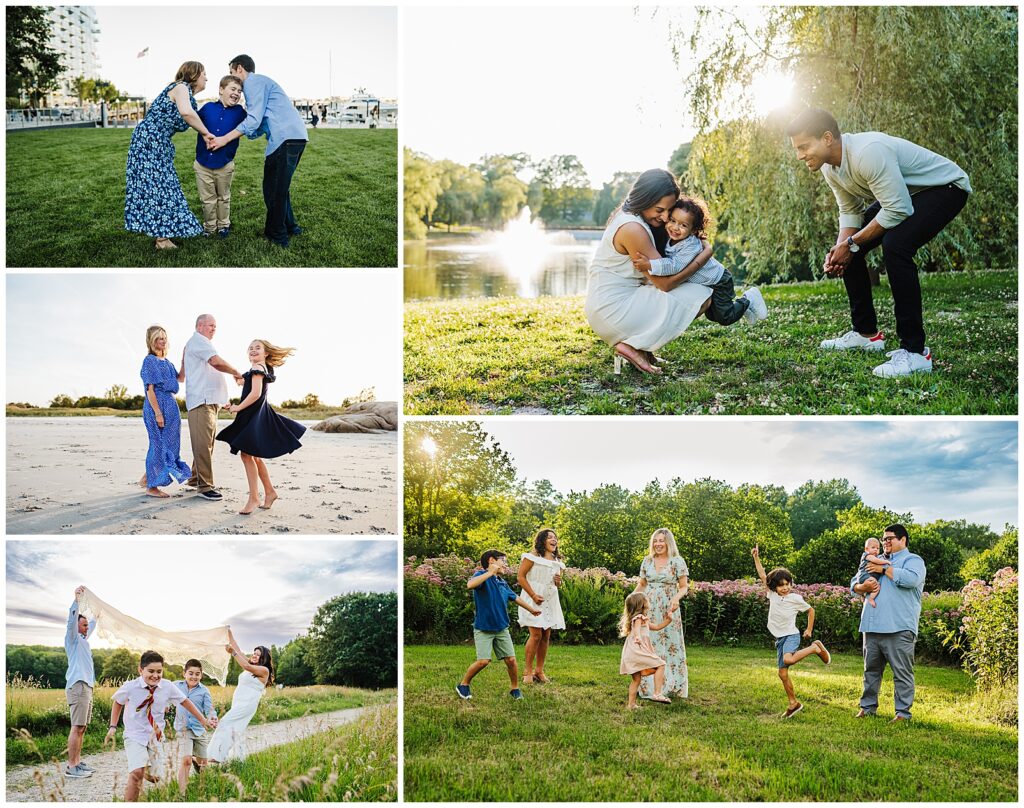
7, 386, 377, 412
404, 422, 1016, 591
7, 592, 397, 690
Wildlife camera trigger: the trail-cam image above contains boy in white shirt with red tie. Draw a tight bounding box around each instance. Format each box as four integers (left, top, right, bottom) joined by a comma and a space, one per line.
106, 650, 215, 801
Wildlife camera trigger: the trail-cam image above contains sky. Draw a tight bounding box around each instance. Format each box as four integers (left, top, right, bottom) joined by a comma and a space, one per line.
91, 5, 397, 100
403, 6, 789, 185
465, 419, 1019, 530
5, 272, 400, 406
6, 538, 397, 647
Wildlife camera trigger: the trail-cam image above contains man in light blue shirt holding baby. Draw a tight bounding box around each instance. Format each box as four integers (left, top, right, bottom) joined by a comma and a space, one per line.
209, 54, 309, 248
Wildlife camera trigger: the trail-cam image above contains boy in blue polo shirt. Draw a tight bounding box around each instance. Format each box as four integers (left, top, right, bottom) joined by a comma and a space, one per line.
456, 549, 541, 701
194, 76, 247, 238
173, 659, 218, 796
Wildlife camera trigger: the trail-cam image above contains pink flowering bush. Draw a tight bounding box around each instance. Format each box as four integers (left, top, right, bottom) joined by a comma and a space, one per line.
949, 568, 1018, 689
404, 556, 964, 661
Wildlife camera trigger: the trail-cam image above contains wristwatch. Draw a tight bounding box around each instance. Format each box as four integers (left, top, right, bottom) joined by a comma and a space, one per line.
846, 235, 861, 253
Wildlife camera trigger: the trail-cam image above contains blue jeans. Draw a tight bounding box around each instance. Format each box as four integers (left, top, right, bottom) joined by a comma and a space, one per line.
262, 139, 306, 245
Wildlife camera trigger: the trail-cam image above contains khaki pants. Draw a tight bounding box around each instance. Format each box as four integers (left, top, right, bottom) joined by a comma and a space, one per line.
187, 404, 219, 492
193, 160, 235, 233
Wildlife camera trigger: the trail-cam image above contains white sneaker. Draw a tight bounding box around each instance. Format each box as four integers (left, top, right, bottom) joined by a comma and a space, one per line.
820, 330, 886, 351
742, 287, 768, 323
873, 347, 933, 378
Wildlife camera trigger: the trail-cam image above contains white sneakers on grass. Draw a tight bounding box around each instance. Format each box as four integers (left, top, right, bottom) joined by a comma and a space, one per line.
742, 287, 768, 324
872, 348, 933, 378
820, 330, 887, 351
820, 330, 933, 377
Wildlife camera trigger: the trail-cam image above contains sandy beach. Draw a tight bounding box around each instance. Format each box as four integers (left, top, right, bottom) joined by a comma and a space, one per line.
6, 418, 396, 535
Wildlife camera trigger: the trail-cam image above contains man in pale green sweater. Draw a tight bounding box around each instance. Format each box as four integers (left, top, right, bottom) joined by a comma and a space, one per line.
787, 108, 971, 378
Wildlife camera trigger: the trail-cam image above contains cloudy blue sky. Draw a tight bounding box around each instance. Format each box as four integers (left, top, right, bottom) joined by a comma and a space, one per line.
6, 539, 396, 648
466, 419, 1018, 530
6, 273, 400, 406
93, 6, 397, 100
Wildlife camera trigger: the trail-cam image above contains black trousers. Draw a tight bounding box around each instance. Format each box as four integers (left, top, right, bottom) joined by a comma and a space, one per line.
703, 267, 750, 326
262, 139, 306, 245
843, 185, 969, 354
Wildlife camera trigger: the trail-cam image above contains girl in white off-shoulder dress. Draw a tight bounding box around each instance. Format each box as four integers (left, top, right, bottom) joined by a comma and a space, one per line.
517, 528, 566, 684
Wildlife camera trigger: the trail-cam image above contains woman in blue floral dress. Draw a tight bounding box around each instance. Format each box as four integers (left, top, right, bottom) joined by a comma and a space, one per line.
139, 326, 191, 497
635, 528, 690, 700
125, 61, 216, 249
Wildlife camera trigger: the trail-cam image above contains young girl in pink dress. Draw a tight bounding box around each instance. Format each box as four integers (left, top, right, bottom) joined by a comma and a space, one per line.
619, 592, 674, 709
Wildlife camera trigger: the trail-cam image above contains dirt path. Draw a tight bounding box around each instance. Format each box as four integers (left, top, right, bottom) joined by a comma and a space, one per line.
6, 707, 366, 802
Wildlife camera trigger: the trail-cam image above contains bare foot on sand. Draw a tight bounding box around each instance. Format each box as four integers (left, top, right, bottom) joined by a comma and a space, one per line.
259, 492, 279, 510
146, 488, 169, 498
138, 474, 147, 488
239, 497, 260, 515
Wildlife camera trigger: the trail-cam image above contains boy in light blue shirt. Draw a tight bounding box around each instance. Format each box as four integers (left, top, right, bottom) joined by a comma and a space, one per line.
173, 659, 218, 794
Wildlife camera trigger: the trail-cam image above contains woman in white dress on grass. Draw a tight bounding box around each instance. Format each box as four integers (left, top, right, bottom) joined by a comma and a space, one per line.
207, 630, 273, 762
517, 528, 566, 684
584, 168, 713, 374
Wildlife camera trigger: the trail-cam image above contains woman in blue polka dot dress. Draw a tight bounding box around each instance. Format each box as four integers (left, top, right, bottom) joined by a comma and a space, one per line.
125, 61, 217, 250
139, 325, 191, 497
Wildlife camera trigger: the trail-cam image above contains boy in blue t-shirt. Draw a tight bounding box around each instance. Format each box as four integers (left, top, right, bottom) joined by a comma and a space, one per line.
194, 76, 247, 237
456, 549, 541, 701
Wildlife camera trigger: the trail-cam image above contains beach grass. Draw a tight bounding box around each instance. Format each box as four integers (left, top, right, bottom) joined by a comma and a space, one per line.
6, 684, 393, 767
140, 703, 398, 802
404, 645, 1017, 802
5, 128, 396, 267
404, 269, 1018, 414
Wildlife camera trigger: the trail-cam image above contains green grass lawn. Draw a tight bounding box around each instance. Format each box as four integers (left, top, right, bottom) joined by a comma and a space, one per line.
404, 645, 1017, 801
140, 703, 397, 802
404, 270, 1017, 414
6, 128, 396, 267
6, 684, 393, 767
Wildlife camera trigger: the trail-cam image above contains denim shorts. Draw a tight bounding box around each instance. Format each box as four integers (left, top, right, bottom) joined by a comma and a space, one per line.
775, 633, 801, 668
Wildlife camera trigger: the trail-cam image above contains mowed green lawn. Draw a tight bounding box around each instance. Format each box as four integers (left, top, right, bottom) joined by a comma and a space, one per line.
404, 269, 1018, 414
404, 645, 1017, 801
6, 127, 396, 267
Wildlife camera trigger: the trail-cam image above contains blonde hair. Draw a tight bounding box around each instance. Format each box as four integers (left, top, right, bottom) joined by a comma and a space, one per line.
174, 61, 205, 89
255, 340, 296, 368
646, 528, 680, 561
146, 325, 168, 357
619, 592, 650, 638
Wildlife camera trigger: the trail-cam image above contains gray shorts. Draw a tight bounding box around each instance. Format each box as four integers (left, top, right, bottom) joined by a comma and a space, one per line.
473, 628, 515, 660
180, 728, 211, 759
66, 681, 93, 726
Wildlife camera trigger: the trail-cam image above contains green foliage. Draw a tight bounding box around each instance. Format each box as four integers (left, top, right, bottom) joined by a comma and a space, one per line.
49, 393, 75, 408
788, 503, 965, 591
307, 592, 398, 689
668, 142, 692, 183
403, 148, 442, 239
275, 636, 315, 686
960, 526, 1018, 583
682, 6, 1018, 281
531, 154, 595, 225
928, 518, 1000, 554
6, 6, 63, 104
434, 159, 486, 230
404, 422, 517, 557
786, 478, 862, 548
592, 171, 639, 225
555, 572, 628, 645
101, 648, 138, 684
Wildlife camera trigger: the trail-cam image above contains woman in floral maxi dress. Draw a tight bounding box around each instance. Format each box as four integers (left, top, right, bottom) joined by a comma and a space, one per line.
124, 61, 215, 249
635, 527, 690, 699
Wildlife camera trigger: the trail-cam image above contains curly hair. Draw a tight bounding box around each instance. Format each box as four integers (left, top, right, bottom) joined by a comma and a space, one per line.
671, 196, 714, 240
533, 528, 561, 559
619, 592, 650, 638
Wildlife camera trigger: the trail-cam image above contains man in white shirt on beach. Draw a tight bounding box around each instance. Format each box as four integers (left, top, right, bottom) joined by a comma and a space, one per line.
787, 108, 971, 378
183, 314, 243, 501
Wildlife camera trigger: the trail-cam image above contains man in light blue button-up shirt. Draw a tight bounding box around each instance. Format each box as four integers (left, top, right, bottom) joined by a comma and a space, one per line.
209, 54, 309, 248
787, 108, 971, 379
64, 586, 97, 777
850, 524, 927, 721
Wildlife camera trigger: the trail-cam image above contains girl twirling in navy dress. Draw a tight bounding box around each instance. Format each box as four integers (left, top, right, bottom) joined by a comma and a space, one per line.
215, 340, 305, 514
139, 326, 191, 498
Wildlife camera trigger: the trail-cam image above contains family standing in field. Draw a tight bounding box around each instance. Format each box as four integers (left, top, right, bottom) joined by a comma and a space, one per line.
586, 107, 971, 379
62, 587, 274, 800
139, 313, 305, 514
124, 56, 308, 250
455, 526, 927, 722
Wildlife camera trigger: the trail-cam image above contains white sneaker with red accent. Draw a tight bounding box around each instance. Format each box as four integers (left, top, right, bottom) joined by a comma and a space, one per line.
873, 347, 933, 378
820, 330, 886, 351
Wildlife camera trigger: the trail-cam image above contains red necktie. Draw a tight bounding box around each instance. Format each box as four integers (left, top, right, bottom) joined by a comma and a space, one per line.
136, 685, 163, 741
